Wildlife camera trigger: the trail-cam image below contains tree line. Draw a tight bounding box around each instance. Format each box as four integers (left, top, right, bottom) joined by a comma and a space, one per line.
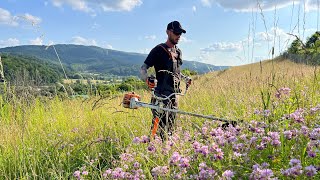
283, 31, 320, 65
1, 54, 63, 85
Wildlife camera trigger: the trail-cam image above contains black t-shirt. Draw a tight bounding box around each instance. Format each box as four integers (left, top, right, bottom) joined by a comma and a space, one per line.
144, 43, 183, 94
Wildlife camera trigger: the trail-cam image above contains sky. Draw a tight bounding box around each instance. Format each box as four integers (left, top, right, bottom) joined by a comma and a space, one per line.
0, 0, 319, 66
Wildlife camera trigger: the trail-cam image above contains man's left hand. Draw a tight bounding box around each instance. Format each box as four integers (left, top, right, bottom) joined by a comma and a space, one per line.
186, 77, 192, 89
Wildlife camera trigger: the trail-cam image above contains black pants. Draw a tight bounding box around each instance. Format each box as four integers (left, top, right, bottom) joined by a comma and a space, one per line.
150, 92, 177, 140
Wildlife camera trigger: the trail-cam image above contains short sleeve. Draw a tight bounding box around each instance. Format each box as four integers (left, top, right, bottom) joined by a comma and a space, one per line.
144, 46, 159, 67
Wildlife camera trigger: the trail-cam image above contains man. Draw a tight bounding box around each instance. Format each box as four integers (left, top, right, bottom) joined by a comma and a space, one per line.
140, 21, 190, 140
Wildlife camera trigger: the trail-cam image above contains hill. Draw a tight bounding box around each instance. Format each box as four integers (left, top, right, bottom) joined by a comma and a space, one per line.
0, 44, 228, 76
1, 54, 63, 84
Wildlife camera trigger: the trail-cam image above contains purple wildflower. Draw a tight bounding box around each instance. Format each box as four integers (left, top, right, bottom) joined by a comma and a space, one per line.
111, 167, 126, 179
250, 136, 258, 144
310, 104, 320, 114
282, 159, 303, 177
233, 152, 242, 157
256, 143, 267, 150
275, 87, 291, 99
222, 170, 234, 179
179, 157, 190, 168
284, 130, 293, 140
250, 163, 275, 179
214, 148, 224, 160
147, 144, 156, 153
254, 109, 261, 115
162, 144, 171, 155
120, 153, 134, 162
133, 136, 140, 143
216, 136, 226, 146
184, 132, 191, 141
202, 126, 208, 134
232, 143, 244, 152
239, 134, 247, 141
200, 146, 209, 156
199, 162, 207, 170
301, 126, 309, 135
140, 135, 150, 143
170, 152, 181, 164
289, 108, 305, 123
151, 166, 169, 177
309, 128, 320, 140
261, 136, 271, 144
209, 143, 219, 153
199, 168, 216, 179
133, 162, 140, 169
263, 109, 271, 117
174, 173, 182, 179
103, 169, 112, 178
268, 132, 281, 146
210, 127, 224, 136
289, 159, 301, 166
307, 150, 316, 158
193, 141, 201, 151
305, 165, 317, 177
73, 170, 81, 180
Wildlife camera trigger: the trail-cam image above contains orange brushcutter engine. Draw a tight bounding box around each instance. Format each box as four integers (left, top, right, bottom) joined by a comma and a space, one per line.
122, 92, 141, 109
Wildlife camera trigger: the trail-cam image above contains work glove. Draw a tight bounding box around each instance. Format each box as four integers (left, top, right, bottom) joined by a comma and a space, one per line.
146, 75, 157, 90
186, 76, 192, 89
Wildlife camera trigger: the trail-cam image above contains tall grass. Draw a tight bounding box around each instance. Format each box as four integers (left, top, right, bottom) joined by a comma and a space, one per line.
0, 58, 319, 179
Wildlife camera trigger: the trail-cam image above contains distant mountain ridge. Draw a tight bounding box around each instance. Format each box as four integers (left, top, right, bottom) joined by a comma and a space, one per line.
0, 44, 228, 76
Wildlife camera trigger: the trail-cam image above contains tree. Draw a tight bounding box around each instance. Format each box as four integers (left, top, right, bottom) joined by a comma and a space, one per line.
288, 39, 303, 54
306, 31, 320, 49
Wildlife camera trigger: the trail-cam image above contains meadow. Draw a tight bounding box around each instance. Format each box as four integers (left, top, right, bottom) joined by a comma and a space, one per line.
0, 58, 319, 179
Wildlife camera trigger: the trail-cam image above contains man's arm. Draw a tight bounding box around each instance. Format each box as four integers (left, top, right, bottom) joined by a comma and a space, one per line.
140, 63, 150, 81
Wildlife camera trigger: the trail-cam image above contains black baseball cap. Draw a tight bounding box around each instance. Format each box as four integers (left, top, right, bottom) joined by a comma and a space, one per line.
167, 21, 186, 34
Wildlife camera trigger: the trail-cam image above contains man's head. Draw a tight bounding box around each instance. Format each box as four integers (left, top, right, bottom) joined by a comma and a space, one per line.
166, 21, 186, 45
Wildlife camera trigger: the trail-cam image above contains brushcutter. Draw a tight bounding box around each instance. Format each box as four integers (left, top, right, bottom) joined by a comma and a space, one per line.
122, 91, 238, 125
122, 73, 238, 138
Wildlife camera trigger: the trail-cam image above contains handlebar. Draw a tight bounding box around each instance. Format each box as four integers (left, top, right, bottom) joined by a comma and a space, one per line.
151, 90, 186, 101
150, 70, 191, 101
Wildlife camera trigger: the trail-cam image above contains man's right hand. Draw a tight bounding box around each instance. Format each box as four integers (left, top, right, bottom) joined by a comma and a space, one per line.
146, 75, 157, 90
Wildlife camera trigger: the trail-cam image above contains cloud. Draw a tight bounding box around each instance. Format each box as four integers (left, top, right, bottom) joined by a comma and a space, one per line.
52, 0, 92, 12
90, 22, 101, 30
144, 35, 156, 40
0, 38, 20, 47
200, 0, 308, 12
200, 0, 213, 8
180, 36, 192, 43
305, 0, 320, 11
139, 48, 151, 54
0, 8, 42, 27
103, 44, 113, 49
256, 27, 291, 42
30, 37, 43, 45
0, 8, 18, 26
51, 0, 142, 13
201, 42, 242, 53
20, 13, 42, 26
71, 36, 97, 46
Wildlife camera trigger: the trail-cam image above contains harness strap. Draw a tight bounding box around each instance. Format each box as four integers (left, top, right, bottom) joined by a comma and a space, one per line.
157, 43, 181, 93
158, 44, 173, 60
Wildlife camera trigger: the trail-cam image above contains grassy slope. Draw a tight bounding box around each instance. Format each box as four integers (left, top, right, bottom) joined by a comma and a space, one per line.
179, 58, 318, 123
0, 58, 319, 179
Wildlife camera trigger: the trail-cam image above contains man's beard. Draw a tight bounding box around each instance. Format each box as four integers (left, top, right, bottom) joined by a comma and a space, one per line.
169, 37, 178, 45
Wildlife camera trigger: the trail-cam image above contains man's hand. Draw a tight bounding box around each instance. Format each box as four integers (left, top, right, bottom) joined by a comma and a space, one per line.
146, 75, 157, 90
186, 77, 192, 89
